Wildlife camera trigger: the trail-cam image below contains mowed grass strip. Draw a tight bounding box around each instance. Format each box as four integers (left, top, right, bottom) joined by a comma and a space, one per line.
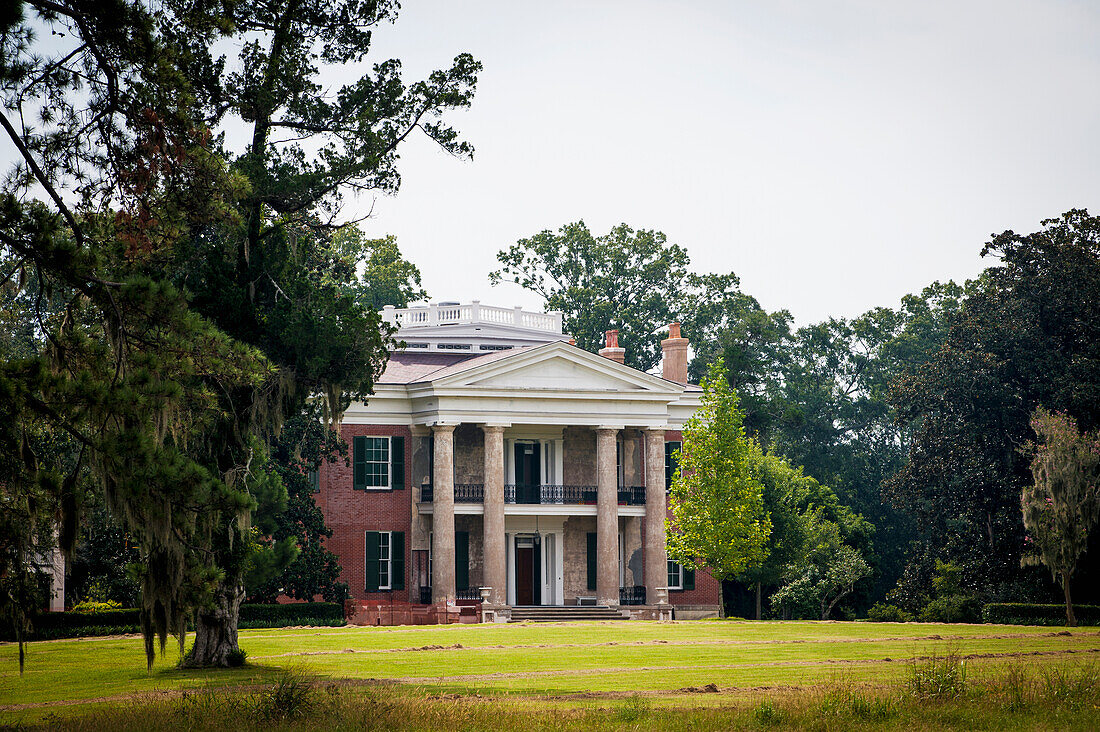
1, 622, 1097, 709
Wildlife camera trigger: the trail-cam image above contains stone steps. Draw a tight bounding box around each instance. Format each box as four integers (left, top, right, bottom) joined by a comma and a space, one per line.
509, 605, 627, 622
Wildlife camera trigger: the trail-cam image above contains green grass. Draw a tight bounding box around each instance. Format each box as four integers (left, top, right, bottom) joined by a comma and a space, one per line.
1, 620, 1098, 728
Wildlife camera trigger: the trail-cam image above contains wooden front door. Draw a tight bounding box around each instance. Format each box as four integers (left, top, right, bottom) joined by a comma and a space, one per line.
514, 538, 542, 605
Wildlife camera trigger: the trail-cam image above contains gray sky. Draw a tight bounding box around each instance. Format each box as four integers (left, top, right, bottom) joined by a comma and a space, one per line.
350, 0, 1100, 325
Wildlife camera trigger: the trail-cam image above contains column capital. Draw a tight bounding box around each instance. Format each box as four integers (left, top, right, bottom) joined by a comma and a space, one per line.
431, 423, 457, 434
481, 423, 509, 433
410, 425, 432, 437
596, 425, 624, 433
646, 425, 671, 434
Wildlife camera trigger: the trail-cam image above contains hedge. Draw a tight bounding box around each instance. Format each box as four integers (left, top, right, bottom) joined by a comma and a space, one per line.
982, 603, 1100, 626
1, 602, 345, 642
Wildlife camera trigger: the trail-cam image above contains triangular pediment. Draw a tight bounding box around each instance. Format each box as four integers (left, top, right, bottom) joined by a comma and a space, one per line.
423, 341, 681, 395
469, 354, 643, 390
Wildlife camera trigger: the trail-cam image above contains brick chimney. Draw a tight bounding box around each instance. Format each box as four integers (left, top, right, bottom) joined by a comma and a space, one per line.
598, 329, 626, 364
661, 322, 689, 383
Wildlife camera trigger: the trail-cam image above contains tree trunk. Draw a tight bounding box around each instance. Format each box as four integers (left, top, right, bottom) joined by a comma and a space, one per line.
1063, 577, 1076, 627
755, 582, 762, 620
184, 580, 244, 667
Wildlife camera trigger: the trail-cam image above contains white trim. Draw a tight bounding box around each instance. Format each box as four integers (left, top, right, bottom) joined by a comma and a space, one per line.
667, 559, 683, 590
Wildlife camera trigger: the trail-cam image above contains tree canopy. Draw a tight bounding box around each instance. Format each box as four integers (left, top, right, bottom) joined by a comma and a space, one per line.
666, 359, 772, 581
1, 0, 478, 668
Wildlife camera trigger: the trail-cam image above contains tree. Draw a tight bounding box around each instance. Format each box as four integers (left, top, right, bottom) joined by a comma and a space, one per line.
490, 221, 691, 371
737, 446, 873, 619
246, 412, 348, 603
888, 211, 1100, 606
1, 0, 479, 668
332, 228, 428, 310
771, 539, 872, 620
1022, 407, 1100, 626
666, 359, 771, 584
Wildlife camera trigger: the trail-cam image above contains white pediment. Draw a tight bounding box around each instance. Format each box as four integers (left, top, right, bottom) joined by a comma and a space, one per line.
468, 355, 643, 391
424, 341, 681, 396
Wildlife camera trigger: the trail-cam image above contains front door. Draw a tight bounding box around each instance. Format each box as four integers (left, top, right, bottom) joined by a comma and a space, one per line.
514, 442, 541, 504
514, 537, 542, 605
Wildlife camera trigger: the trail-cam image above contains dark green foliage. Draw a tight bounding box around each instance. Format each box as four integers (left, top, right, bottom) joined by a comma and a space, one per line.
66, 503, 142, 608
0, 602, 345, 641
247, 414, 348, 604
2, 0, 477, 669
866, 603, 913, 622
918, 595, 982, 623
982, 603, 1100, 626
888, 210, 1100, 605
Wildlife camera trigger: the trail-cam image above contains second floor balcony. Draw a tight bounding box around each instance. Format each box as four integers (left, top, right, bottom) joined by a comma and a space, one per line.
420, 483, 646, 506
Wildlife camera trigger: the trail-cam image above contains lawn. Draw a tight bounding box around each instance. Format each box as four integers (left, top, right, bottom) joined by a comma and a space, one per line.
2, 620, 1098, 729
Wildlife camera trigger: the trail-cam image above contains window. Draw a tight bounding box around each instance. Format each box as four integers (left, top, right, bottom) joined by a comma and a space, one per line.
365, 531, 405, 592
667, 560, 682, 590
308, 469, 320, 493
378, 532, 391, 589
405, 342, 429, 348
479, 344, 513, 351
665, 441, 681, 488
438, 343, 471, 350
353, 435, 405, 490
667, 560, 694, 591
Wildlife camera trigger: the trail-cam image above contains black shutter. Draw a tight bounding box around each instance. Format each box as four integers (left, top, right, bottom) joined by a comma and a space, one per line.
365, 531, 380, 592
683, 566, 695, 591
353, 436, 367, 490
665, 441, 680, 487
455, 531, 469, 591
391, 436, 405, 490
586, 532, 597, 591
391, 532, 405, 591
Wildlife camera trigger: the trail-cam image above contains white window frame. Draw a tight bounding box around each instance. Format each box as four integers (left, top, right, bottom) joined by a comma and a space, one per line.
667, 559, 683, 590
378, 531, 392, 590
362, 436, 391, 490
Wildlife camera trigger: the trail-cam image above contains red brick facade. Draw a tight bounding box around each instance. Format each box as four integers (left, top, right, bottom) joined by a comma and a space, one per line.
317, 424, 413, 604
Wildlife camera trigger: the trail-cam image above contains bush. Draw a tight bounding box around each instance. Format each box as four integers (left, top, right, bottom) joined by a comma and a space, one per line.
982, 603, 1100, 626
0, 602, 345, 641
919, 595, 983, 623
238, 602, 345, 628
867, 603, 913, 622
71, 599, 123, 613
227, 647, 248, 667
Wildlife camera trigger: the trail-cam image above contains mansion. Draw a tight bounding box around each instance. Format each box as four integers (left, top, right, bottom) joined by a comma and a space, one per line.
315, 301, 721, 623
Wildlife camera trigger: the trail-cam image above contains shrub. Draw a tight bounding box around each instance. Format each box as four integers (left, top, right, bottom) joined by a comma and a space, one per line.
71, 599, 123, 613
238, 602, 345, 628
227, 647, 248, 667
982, 603, 1100, 626
919, 595, 983, 623
867, 602, 913, 622
0, 602, 345, 641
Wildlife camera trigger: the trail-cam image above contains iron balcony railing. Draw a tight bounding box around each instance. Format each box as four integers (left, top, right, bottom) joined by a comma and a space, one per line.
619, 585, 647, 606
420, 483, 646, 506
455, 483, 484, 502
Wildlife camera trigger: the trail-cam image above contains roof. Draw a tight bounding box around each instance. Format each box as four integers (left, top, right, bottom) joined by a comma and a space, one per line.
376, 344, 702, 389
376, 347, 536, 384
